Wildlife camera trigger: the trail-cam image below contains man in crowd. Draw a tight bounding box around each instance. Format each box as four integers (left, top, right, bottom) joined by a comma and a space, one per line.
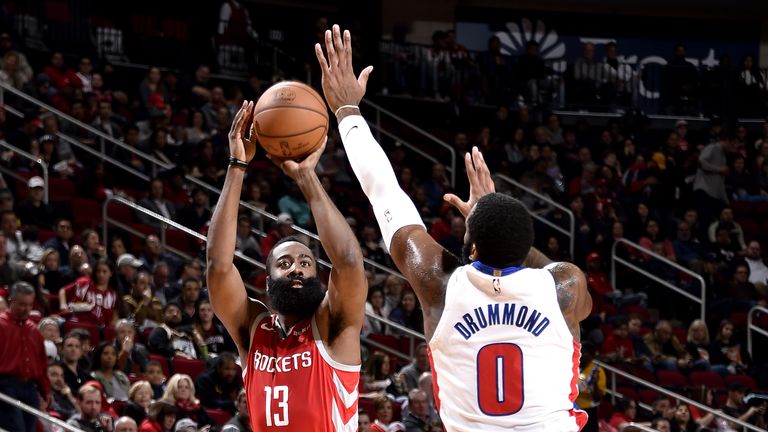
47, 361, 78, 420
398, 343, 430, 393
61, 332, 92, 394
67, 384, 112, 432
0, 282, 51, 432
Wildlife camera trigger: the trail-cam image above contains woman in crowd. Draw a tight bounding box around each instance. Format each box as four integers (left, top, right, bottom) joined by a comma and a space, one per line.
161, 374, 216, 428
370, 393, 405, 432
388, 290, 424, 334
711, 319, 750, 374
685, 319, 728, 375
361, 351, 405, 399
138, 400, 177, 432
59, 258, 119, 326
186, 298, 235, 355
91, 342, 131, 401
364, 287, 391, 335
124, 380, 154, 425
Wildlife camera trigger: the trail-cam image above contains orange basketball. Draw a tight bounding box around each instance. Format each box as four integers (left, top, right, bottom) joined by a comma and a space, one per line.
253, 81, 329, 159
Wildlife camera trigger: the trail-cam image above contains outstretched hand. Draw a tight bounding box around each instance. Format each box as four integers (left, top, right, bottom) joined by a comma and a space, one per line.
444, 146, 496, 218
314, 24, 373, 113
228, 100, 257, 162
268, 137, 328, 181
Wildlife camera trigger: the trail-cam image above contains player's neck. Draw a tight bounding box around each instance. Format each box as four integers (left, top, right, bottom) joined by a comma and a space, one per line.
275, 313, 303, 336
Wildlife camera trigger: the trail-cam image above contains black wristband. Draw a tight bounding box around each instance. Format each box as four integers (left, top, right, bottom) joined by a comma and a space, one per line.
228, 157, 249, 170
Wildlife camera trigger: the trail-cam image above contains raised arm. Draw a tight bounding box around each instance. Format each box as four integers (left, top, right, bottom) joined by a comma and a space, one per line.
269, 142, 367, 361
206, 101, 267, 357
314, 26, 449, 332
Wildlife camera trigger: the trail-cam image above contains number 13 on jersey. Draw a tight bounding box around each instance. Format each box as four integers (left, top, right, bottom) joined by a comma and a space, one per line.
477, 343, 524, 416
264, 385, 289, 426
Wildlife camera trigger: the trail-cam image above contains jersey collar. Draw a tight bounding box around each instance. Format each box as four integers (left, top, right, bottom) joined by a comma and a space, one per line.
471, 261, 525, 277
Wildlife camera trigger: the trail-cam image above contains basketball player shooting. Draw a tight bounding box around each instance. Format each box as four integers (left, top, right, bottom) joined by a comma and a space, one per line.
206, 100, 367, 431
315, 25, 592, 431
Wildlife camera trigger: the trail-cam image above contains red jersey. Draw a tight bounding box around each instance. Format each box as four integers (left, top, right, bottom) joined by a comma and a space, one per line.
63, 276, 117, 326
244, 313, 360, 431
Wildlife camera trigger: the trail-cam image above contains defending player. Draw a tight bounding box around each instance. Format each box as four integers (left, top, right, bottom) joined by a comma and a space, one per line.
315, 25, 592, 431
207, 100, 367, 431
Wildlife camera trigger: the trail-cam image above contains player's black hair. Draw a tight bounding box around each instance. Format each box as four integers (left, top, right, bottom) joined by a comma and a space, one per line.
266, 235, 311, 269
467, 193, 533, 268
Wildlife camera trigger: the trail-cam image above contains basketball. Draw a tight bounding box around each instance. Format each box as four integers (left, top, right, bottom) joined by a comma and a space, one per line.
253, 81, 329, 159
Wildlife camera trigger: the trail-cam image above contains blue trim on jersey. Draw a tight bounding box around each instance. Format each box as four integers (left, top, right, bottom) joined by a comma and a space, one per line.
471, 261, 525, 277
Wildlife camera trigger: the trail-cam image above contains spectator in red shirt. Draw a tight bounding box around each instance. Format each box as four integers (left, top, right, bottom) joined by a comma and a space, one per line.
59, 258, 119, 326
608, 398, 639, 430
42, 51, 82, 94
602, 318, 635, 364
0, 281, 51, 432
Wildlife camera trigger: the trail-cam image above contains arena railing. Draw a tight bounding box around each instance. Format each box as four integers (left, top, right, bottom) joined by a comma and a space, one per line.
0, 81, 174, 177
611, 238, 706, 321
595, 360, 763, 432
360, 98, 457, 188
746, 305, 768, 358
364, 312, 427, 359
0, 81, 410, 283
0, 140, 49, 203
492, 173, 575, 258
0, 390, 85, 432
102, 195, 266, 297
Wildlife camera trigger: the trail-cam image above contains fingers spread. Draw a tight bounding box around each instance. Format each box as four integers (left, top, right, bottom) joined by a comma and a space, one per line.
315, 43, 329, 70
333, 25, 345, 68
325, 29, 338, 67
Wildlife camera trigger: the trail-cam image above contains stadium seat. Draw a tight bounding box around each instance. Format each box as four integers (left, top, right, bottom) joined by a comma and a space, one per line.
103, 325, 115, 343
206, 408, 231, 425
756, 202, 768, 220
148, 354, 170, 377
622, 305, 651, 322
164, 228, 193, 256
111, 399, 127, 416
72, 197, 102, 229
730, 201, 754, 219
358, 397, 375, 418
106, 201, 136, 224
638, 389, 659, 405
689, 371, 725, 389
63, 320, 100, 347
656, 370, 687, 389
672, 328, 688, 344
367, 334, 401, 354
598, 399, 613, 420
49, 177, 77, 202
171, 357, 206, 381
616, 386, 638, 401
725, 374, 757, 391
629, 367, 656, 385
738, 219, 760, 241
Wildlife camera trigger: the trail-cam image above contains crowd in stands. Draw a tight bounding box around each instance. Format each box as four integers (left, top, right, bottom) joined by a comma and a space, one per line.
1, 8, 768, 432
380, 31, 768, 119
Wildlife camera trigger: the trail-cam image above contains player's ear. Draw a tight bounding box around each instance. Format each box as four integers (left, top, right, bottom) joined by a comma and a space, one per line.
469, 244, 477, 261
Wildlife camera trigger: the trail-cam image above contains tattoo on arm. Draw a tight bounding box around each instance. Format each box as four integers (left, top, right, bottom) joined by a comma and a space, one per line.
524, 247, 553, 269
549, 262, 582, 339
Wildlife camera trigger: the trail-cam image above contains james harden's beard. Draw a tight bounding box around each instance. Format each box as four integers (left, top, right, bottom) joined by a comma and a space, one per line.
267, 276, 325, 317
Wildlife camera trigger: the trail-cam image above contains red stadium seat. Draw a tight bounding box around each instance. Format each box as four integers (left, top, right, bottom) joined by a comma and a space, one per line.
730, 201, 754, 219
622, 305, 651, 322
103, 325, 116, 343
689, 371, 725, 389
164, 228, 194, 256
106, 201, 136, 224
206, 408, 231, 425
638, 389, 659, 405
656, 370, 687, 389
598, 399, 613, 420
358, 397, 375, 418
367, 334, 401, 354
72, 197, 102, 229
49, 177, 77, 202
725, 374, 757, 391
756, 202, 768, 220
672, 328, 688, 345
171, 357, 206, 381
616, 386, 638, 401
629, 367, 656, 385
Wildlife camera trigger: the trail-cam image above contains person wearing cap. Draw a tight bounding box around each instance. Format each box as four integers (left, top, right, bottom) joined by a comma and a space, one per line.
117, 253, 145, 299
174, 418, 198, 432
258, 212, 295, 257
15, 175, 56, 229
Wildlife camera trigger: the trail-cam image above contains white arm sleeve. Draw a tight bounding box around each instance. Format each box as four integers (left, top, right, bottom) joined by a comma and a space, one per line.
338, 115, 425, 252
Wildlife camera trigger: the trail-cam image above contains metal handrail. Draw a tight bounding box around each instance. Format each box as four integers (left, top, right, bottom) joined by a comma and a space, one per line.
0, 140, 49, 203
56, 132, 151, 182
595, 360, 763, 432
366, 121, 447, 181
493, 173, 575, 258
0, 390, 84, 432
611, 238, 706, 320
102, 195, 265, 270
361, 336, 412, 362
366, 312, 427, 342
747, 305, 768, 357
0, 82, 174, 173
620, 424, 660, 432
361, 98, 457, 188
183, 175, 407, 281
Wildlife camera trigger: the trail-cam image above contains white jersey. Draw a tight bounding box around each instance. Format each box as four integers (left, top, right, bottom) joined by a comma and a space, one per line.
428, 262, 587, 431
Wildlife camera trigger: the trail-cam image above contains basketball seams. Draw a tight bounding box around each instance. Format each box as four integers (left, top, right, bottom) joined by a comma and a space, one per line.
255, 124, 328, 139
253, 105, 329, 120
255, 82, 328, 116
